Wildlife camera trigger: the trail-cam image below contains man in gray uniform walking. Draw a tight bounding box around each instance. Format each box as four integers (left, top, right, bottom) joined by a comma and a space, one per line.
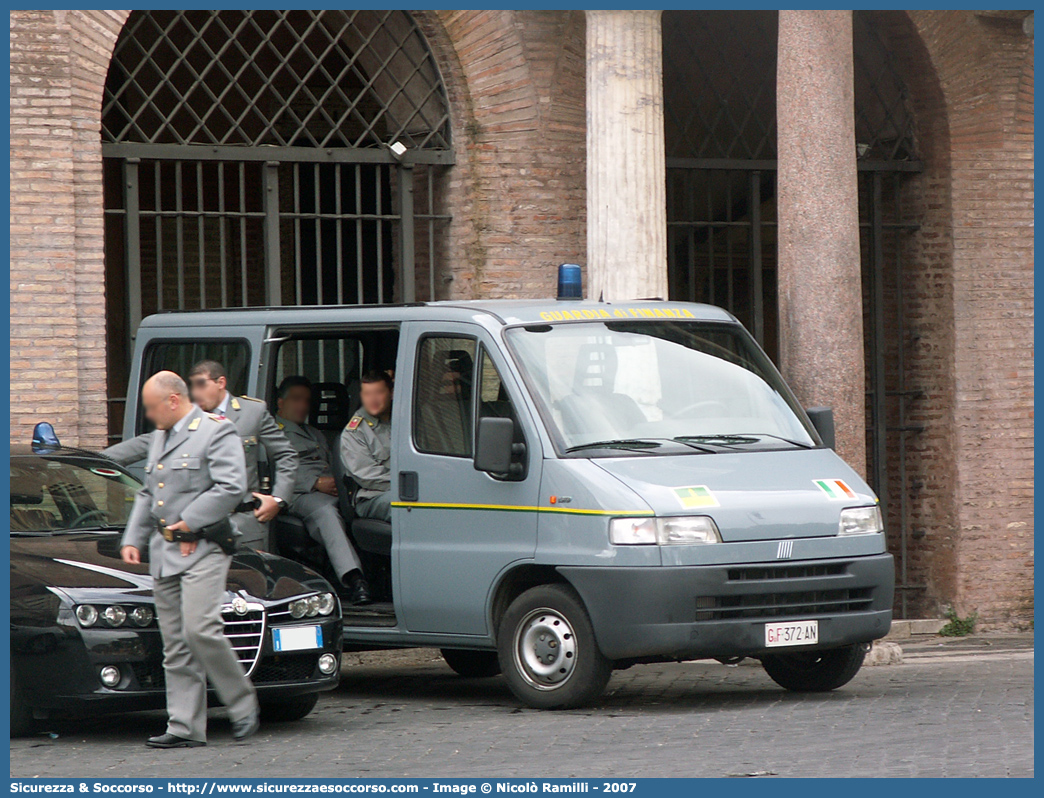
340, 371, 393, 522
274, 375, 371, 605
120, 371, 260, 748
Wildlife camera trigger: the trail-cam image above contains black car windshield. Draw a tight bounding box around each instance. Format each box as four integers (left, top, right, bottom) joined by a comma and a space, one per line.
505, 320, 818, 454
10, 455, 140, 534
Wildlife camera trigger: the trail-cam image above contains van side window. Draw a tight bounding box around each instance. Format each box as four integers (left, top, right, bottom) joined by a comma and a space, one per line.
138, 339, 250, 434
413, 336, 477, 457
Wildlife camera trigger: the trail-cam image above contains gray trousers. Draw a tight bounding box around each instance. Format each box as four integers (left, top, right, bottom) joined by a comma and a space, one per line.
233, 510, 269, 551
355, 490, 392, 522
289, 491, 362, 582
153, 549, 258, 742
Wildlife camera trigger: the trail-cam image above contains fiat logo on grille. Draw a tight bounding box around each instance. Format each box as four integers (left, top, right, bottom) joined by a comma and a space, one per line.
231, 596, 249, 615
776, 540, 794, 559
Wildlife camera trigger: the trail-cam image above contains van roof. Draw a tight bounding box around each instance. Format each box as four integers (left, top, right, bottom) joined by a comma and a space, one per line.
138, 299, 737, 329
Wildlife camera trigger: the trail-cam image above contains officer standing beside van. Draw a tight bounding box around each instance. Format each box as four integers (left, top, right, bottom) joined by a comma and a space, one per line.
340, 371, 393, 522
186, 361, 298, 551
120, 371, 259, 748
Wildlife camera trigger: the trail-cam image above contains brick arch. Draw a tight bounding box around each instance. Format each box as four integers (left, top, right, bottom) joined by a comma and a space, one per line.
900, 11, 1034, 627
429, 10, 587, 299
10, 10, 129, 449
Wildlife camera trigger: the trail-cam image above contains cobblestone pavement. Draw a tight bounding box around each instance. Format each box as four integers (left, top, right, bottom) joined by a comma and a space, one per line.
10, 636, 1033, 779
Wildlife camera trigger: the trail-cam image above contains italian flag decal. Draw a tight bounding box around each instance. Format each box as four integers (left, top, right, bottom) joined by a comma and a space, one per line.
815, 479, 857, 500
673, 485, 720, 509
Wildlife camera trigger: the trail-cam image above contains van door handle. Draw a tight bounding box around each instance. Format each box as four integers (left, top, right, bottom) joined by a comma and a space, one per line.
399, 471, 419, 502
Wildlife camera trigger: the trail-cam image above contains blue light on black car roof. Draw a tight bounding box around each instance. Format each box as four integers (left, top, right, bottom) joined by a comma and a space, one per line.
31, 422, 61, 452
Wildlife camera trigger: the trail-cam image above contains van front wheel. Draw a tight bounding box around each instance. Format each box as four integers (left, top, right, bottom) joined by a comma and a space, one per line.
760, 643, 868, 692
497, 584, 611, 709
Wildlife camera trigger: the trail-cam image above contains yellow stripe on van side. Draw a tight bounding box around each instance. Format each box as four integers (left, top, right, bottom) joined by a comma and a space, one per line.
389, 501, 653, 517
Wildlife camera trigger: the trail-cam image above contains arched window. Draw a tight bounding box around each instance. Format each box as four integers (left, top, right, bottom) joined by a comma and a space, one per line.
101, 10, 453, 440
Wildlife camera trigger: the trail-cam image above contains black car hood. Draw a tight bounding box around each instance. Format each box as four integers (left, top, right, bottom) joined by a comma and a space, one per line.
10, 532, 332, 605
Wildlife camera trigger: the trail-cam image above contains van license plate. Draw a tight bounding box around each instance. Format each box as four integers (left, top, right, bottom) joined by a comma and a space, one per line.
765, 620, 819, 648
272, 625, 323, 653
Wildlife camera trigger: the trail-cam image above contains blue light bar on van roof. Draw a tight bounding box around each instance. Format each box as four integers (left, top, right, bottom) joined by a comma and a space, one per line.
557, 263, 582, 301
32, 421, 61, 452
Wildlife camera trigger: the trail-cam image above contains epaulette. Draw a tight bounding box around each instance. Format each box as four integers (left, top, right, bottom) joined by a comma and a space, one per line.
346, 416, 362, 431
239, 395, 264, 403
206, 413, 228, 423
187, 417, 201, 431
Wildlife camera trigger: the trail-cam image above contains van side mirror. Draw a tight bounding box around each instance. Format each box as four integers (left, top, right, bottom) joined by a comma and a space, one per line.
474, 417, 515, 474
805, 406, 835, 450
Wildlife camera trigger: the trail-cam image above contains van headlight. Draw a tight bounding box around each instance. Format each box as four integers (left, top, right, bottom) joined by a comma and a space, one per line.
838, 506, 884, 536
610, 516, 721, 545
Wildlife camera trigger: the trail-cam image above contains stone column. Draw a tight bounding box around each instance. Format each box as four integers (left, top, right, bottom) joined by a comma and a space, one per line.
776, 10, 866, 474
585, 10, 667, 301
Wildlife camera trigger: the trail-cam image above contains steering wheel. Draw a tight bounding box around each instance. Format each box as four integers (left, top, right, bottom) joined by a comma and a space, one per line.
69, 509, 109, 527
673, 400, 730, 418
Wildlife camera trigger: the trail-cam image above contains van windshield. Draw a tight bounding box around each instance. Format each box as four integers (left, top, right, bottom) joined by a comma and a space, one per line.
505, 320, 817, 454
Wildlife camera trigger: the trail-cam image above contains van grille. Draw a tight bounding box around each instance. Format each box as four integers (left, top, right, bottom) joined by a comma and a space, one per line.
727, 562, 847, 581
695, 588, 874, 621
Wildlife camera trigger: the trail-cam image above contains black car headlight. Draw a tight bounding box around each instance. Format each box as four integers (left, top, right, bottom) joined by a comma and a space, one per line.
75, 605, 99, 627
290, 593, 336, 618
129, 605, 154, 627
101, 605, 127, 627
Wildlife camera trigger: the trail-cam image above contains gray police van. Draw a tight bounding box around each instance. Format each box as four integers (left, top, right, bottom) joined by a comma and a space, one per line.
118, 294, 893, 709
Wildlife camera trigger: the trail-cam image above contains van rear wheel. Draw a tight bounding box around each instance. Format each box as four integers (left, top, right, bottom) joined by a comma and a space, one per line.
440, 649, 501, 678
497, 584, 611, 709
760, 643, 868, 692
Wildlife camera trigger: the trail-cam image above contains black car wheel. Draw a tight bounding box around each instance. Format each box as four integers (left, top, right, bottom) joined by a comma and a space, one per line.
11, 671, 34, 738
760, 643, 868, 692
259, 693, 319, 722
440, 648, 502, 678
497, 584, 612, 710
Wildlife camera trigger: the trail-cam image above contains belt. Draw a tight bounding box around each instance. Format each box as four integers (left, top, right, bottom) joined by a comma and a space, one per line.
158, 498, 260, 546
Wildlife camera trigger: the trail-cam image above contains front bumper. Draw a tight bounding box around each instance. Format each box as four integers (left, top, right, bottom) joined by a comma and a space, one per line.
14, 616, 342, 717
559, 553, 894, 661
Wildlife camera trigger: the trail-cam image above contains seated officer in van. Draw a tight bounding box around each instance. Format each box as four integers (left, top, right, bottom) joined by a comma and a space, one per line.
340, 371, 393, 523
275, 376, 371, 605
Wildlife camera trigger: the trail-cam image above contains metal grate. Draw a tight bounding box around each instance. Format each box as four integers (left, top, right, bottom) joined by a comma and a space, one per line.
663, 11, 918, 163
663, 11, 778, 161
103, 10, 451, 150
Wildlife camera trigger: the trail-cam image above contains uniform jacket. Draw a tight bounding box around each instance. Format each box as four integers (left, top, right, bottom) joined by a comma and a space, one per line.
275, 416, 334, 497
121, 405, 248, 578
104, 394, 299, 505
339, 409, 391, 500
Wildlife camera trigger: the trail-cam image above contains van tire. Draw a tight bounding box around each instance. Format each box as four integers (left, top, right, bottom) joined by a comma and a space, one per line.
760, 643, 868, 692
497, 584, 612, 710
440, 649, 502, 678
258, 692, 319, 722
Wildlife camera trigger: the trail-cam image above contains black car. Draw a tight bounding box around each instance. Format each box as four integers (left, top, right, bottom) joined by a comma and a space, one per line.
9, 427, 343, 736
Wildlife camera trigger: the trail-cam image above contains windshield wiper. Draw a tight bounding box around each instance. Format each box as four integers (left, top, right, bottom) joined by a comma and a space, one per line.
676, 433, 813, 450
566, 438, 664, 453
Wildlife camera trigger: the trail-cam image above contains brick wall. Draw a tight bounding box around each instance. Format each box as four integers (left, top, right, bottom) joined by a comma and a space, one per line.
426, 10, 587, 301
905, 10, 1034, 628
10, 10, 127, 450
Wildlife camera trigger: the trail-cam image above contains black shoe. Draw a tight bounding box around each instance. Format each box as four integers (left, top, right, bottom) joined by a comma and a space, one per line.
146, 733, 205, 749
344, 571, 373, 606
230, 712, 260, 742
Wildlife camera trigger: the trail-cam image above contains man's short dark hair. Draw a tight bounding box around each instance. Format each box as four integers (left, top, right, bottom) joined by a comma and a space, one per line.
277, 375, 313, 400
360, 370, 393, 390
189, 359, 227, 382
